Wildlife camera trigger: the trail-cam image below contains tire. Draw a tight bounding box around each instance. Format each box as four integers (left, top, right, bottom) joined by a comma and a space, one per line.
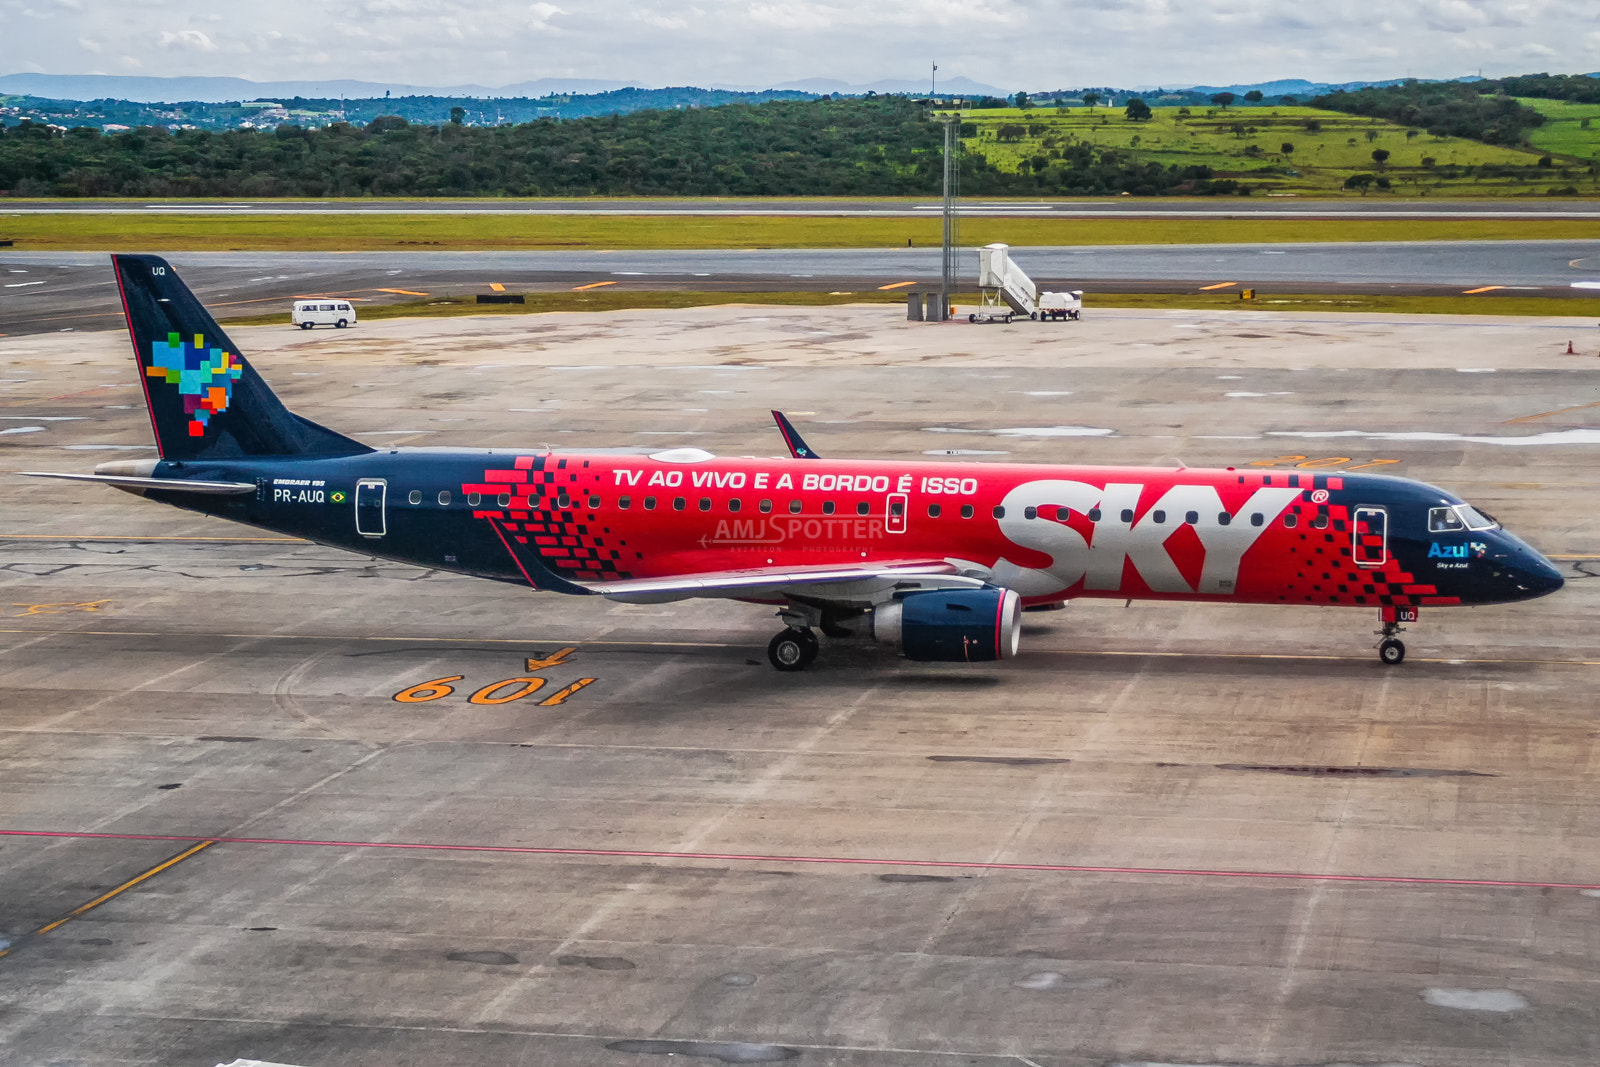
1030, 311, 1038, 321
1004, 313, 1013, 324
299, 322, 314, 330
968, 314, 977, 324
1379, 638, 1405, 665
336, 319, 348, 328
768, 630, 817, 671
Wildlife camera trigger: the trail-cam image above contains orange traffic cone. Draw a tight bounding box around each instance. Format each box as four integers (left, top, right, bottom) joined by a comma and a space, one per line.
1567, 340, 1577, 354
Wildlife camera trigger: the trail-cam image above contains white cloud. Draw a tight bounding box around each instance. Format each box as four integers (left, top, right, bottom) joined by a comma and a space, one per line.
1, 0, 1596, 90
156, 28, 219, 51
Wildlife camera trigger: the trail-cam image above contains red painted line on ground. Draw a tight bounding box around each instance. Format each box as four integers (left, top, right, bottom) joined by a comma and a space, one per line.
3, 829, 1595, 891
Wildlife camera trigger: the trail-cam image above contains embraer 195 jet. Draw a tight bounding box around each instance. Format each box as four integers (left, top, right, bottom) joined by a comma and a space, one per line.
22, 256, 1564, 670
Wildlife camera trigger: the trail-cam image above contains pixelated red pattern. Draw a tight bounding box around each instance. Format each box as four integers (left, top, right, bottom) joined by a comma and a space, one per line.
467, 455, 632, 584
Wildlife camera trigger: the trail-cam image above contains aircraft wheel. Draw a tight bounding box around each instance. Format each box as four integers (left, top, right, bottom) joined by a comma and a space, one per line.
768, 629, 818, 671
1379, 638, 1405, 665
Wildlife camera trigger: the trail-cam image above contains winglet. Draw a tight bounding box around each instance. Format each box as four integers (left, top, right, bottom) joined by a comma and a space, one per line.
771, 410, 820, 459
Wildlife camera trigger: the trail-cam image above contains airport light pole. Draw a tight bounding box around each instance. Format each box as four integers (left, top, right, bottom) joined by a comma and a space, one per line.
938, 114, 957, 321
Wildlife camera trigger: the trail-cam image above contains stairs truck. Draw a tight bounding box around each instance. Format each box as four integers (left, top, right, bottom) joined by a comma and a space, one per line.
969, 243, 1082, 324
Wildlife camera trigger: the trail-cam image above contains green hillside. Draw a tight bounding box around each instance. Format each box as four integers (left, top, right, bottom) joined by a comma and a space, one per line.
962, 104, 1593, 196
1521, 98, 1600, 162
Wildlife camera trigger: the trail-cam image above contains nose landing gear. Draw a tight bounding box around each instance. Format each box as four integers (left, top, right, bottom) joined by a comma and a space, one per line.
1374, 605, 1417, 665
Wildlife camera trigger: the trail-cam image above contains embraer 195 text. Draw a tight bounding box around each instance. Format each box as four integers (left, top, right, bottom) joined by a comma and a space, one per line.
21, 256, 1565, 670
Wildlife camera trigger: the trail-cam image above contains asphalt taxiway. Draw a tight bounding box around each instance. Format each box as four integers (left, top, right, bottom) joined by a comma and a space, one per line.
3, 305, 1600, 1066
4, 240, 1599, 336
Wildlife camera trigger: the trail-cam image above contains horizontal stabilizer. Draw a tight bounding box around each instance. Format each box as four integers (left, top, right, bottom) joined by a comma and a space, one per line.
17, 471, 256, 495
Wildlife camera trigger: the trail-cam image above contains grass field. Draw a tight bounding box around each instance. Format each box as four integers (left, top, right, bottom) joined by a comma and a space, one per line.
1522, 98, 1600, 163
962, 104, 1596, 197
5, 211, 1600, 252
219, 288, 1600, 326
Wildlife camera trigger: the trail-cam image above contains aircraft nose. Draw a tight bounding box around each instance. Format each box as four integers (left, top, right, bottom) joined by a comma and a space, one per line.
1522, 554, 1565, 597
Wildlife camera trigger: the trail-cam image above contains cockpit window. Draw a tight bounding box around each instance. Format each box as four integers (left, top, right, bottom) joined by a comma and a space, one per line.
1428, 507, 1466, 533
1456, 504, 1499, 531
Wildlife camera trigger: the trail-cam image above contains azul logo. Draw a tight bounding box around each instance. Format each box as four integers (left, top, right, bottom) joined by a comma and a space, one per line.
1429, 541, 1487, 559
147, 332, 243, 438
988, 480, 1303, 597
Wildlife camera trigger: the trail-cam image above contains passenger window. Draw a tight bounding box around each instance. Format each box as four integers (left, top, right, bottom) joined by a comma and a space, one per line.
1284, 513, 1298, 528
1185, 511, 1199, 525
759, 499, 772, 513
1250, 513, 1263, 527
338, 303, 351, 310
467, 492, 482, 507
789, 500, 802, 514
644, 496, 656, 510
1311, 514, 1329, 529
1088, 508, 1101, 521
698, 497, 711, 512
588, 495, 601, 509
1152, 510, 1166, 524
1120, 508, 1133, 523
556, 491, 571, 508
728, 498, 741, 512
822, 501, 835, 515
673, 497, 686, 511
497, 492, 511, 507
618, 496, 631, 509
1024, 506, 1038, 520
928, 503, 942, 518
993, 505, 1006, 519
437, 490, 451, 505
1217, 512, 1231, 526
960, 504, 974, 519
857, 501, 870, 515
408, 490, 422, 505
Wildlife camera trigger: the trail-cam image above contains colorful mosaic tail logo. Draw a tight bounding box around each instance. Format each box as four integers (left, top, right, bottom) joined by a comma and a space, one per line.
147, 332, 243, 438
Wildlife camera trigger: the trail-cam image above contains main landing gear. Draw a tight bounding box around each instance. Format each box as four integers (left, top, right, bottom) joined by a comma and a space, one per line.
768, 628, 819, 671
1374, 606, 1418, 666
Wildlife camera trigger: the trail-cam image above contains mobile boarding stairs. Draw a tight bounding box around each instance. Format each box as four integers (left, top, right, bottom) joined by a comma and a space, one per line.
969, 243, 1082, 324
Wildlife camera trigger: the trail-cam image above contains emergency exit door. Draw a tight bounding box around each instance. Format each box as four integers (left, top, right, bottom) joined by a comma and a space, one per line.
1353, 506, 1387, 566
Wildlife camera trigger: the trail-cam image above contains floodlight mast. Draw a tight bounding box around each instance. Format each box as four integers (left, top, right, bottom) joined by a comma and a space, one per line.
937, 113, 958, 321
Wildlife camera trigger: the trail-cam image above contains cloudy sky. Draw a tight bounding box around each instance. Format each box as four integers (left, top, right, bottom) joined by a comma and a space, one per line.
1, 0, 1592, 90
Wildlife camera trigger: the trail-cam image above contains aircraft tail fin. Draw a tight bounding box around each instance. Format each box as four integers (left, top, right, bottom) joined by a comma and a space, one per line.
113, 254, 372, 461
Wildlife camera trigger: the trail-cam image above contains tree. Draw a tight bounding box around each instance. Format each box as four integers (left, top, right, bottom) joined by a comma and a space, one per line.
1280, 95, 1298, 105
1014, 92, 1032, 110
1244, 90, 1264, 102
1421, 156, 1436, 168
1211, 92, 1235, 109
1371, 147, 1390, 168
449, 106, 466, 125
1082, 92, 1100, 111
1344, 173, 1375, 194
1280, 142, 1295, 157
1365, 129, 1379, 143
1123, 97, 1152, 122
1302, 118, 1321, 132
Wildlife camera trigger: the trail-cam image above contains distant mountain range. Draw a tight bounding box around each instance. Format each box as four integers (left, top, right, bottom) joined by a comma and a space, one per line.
6, 70, 1587, 108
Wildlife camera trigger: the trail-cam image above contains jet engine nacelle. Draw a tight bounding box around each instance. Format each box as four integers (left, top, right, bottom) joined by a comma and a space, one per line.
874, 587, 1022, 662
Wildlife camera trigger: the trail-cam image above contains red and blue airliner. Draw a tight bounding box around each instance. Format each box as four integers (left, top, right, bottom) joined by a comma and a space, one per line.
21, 255, 1564, 670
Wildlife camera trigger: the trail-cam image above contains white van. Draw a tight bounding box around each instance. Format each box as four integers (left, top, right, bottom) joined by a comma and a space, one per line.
292, 300, 357, 330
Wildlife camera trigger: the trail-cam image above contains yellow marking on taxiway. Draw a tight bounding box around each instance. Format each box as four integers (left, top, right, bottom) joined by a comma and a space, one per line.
1199, 282, 1238, 291
876, 281, 916, 291
571, 281, 616, 291
489, 283, 506, 292
374, 288, 429, 296
0, 840, 215, 960
12, 600, 111, 617
1462, 285, 1506, 294
1504, 400, 1600, 424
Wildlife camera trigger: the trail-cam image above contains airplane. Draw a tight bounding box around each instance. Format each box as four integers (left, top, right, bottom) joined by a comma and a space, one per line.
19, 255, 1564, 671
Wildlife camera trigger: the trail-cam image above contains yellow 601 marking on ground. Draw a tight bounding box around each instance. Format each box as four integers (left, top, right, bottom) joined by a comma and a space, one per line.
1246, 456, 1401, 471
12, 599, 112, 617
392, 648, 595, 705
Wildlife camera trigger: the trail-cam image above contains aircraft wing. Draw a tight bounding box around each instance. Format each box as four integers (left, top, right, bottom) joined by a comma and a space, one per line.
582, 559, 985, 603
